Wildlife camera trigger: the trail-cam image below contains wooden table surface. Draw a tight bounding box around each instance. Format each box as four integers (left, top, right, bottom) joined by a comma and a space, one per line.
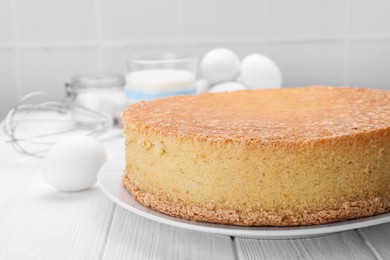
1, 127, 389, 260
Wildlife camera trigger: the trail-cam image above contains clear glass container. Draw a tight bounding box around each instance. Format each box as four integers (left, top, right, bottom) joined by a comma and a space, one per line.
65, 73, 126, 126
125, 54, 197, 103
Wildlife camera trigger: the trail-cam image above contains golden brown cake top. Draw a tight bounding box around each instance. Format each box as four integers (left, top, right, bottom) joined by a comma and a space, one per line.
124, 86, 390, 145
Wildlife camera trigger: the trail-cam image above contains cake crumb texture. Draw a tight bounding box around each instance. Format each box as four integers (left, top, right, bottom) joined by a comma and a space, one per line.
123, 174, 390, 226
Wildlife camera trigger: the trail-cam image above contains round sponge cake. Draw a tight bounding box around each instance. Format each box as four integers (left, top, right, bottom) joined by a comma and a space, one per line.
123, 86, 390, 226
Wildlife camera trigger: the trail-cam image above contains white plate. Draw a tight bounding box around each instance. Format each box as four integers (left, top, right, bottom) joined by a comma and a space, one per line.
98, 153, 390, 239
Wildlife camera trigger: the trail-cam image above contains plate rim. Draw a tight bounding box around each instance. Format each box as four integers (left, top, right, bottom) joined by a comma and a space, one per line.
98, 154, 390, 239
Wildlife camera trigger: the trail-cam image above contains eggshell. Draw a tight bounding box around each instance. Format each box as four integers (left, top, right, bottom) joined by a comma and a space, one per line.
241, 54, 282, 89
201, 48, 240, 84
42, 136, 107, 192
208, 81, 246, 93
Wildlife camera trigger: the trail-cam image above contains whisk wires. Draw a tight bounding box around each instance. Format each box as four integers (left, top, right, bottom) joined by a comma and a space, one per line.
3, 92, 112, 158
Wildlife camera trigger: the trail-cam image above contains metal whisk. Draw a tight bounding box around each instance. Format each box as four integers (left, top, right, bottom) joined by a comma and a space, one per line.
3, 92, 112, 158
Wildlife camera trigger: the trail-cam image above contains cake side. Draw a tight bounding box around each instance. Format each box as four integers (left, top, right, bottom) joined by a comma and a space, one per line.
123, 86, 390, 226
123, 122, 390, 226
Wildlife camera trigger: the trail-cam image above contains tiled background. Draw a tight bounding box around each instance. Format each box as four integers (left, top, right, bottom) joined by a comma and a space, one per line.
1, 0, 390, 119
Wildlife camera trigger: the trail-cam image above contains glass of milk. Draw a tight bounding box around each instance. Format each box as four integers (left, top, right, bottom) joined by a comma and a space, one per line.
125, 54, 197, 103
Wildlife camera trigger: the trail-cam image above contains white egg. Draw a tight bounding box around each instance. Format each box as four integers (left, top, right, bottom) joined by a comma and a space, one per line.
201, 48, 240, 84
42, 136, 107, 192
195, 79, 210, 94
241, 54, 282, 89
208, 81, 246, 93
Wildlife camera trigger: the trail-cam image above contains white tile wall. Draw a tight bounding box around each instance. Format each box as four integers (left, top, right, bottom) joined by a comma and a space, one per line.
269, 42, 345, 87
0, 0, 13, 44
267, 0, 346, 38
348, 40, 390, 89
16, 0, 97, 43
180, 0, 266, 41
19, 48, 99, 97
100, 0, 179, 42
0, 49, 17, 119
1, 0, 390, 119
349, 0, 390, 36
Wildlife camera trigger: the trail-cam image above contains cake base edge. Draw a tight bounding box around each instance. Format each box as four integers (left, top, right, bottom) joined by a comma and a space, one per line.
123, 173, 390, 226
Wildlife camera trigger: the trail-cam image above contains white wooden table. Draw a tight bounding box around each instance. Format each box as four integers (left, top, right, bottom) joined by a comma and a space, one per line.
1, 127, 390, 260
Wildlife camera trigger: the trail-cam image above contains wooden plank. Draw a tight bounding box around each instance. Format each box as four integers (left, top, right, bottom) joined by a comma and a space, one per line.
236, 230, 376, 260
358, 222, 390, 259
0, 164, 116, 260
102, 207, 235, 260
0, 130, 120, 260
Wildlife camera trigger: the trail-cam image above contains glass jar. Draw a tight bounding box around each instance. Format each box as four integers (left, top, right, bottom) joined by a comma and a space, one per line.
65, 73, 126, 126
125, 54, 197, 103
